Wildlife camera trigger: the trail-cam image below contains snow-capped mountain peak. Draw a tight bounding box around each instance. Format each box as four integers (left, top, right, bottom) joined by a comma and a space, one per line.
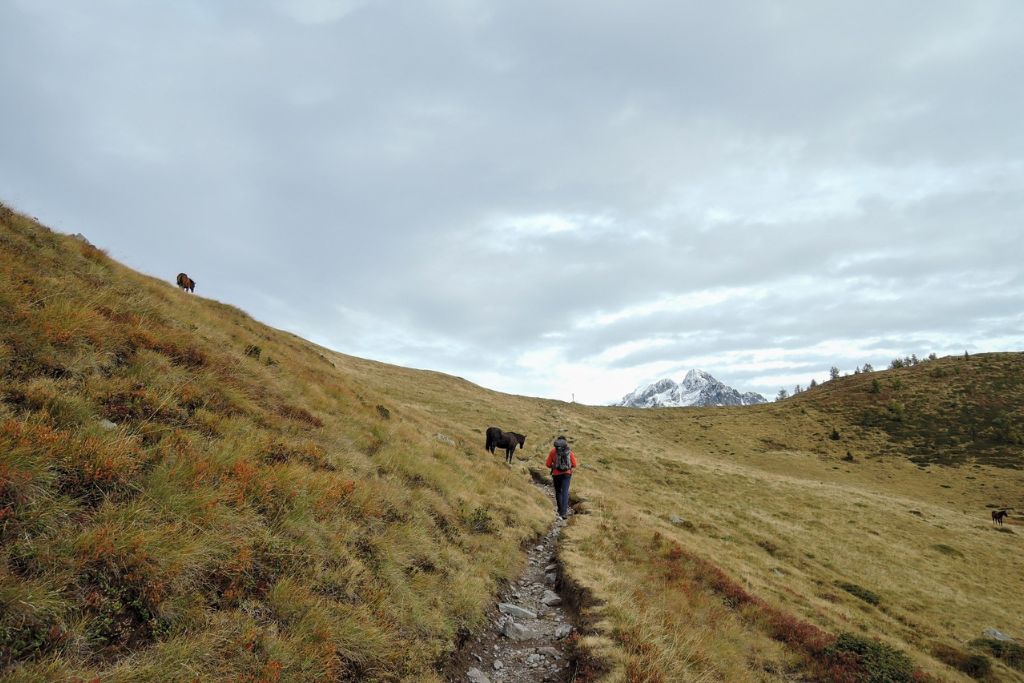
616, 370, 767, 408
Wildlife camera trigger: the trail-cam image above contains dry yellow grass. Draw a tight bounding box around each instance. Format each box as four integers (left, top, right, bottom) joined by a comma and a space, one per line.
2, 203, 1022, 681
329, 344, 1024, 681
0, 205, 552, 681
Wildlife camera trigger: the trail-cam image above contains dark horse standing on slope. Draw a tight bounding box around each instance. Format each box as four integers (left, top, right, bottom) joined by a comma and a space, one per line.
176, 273, 196, 293
486, 427, 526, 464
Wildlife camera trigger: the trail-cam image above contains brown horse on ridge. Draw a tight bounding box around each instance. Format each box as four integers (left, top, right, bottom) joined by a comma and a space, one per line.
176, 273, 195, 293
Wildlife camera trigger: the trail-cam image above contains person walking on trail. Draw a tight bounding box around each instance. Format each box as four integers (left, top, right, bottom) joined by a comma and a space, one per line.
546, 436, 577, 519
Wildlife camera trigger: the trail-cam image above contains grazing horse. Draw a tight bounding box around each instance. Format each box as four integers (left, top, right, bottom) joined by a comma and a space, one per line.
485, 427, 527, 463
176, 272, 196, 293
992, 509, 1010, 525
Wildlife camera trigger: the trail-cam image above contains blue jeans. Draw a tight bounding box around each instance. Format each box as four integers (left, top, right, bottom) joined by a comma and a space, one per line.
553, 474, 572, 517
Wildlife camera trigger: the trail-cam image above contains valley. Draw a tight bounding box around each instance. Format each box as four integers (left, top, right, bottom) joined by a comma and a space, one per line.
1, 204, 1022, 681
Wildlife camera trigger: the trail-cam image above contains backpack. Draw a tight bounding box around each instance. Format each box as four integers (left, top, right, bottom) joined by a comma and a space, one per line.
553, 438, 572, 471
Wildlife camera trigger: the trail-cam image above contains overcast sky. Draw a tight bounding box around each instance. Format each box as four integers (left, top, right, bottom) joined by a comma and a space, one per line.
2, 1, 1022, 404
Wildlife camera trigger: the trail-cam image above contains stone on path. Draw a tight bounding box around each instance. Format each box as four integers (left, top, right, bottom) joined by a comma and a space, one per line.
501, 619, 535, 640
555, 624, 573, 639
467, 667, 490, 683
545, 572, 557, 586
498, 602, 537, 620
541, 590, 562, 607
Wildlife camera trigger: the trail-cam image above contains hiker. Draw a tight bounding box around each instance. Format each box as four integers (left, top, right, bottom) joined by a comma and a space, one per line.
546, 436, 577, 519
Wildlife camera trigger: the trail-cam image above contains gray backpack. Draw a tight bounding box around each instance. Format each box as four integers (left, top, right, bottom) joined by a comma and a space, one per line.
553, 438, 572, 471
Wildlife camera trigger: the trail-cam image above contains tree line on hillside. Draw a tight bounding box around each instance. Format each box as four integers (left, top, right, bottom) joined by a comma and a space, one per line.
776, 351, 958, 400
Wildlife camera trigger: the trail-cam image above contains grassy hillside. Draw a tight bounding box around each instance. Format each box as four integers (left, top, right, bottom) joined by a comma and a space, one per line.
798, 353, 1024, 468
0, 205, 553, 681
356, 357, 1024, 682
2, 203, 1023, 682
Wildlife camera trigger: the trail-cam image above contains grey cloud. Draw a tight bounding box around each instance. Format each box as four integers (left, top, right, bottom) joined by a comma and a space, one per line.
1, 0, 1023, 403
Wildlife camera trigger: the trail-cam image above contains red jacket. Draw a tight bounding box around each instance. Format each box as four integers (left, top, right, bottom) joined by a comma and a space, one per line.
546, 448, 577, 476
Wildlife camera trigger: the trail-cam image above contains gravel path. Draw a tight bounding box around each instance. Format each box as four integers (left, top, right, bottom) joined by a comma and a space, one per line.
459, 490, 577, 683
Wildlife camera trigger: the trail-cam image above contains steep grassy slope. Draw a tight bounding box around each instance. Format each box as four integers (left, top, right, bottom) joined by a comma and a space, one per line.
0, 205, 553, 681
2, 203, 1023, 682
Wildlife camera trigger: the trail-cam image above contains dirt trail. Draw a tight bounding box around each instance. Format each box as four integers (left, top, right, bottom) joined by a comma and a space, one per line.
455, 486, 578, 683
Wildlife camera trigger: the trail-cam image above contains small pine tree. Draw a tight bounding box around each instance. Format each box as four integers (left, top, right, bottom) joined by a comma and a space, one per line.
854, 366, 861, 374
870, 378, 881, 394
794, 384, 802, 394
809, 378, 818, 388
890, 358, 905, 369
928, 352, 937, 361
910, 354, 919, 365
777, 388, 789, 400
829, 366, 840, 381
862, 363, 873, 372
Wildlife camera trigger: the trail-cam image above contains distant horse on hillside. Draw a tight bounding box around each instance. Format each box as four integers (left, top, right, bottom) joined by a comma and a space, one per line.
485, 426, 526, 463
176, 273, 195, 293
992, 509, 1010, 525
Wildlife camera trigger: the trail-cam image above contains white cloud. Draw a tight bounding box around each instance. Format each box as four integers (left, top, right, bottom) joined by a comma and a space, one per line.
1, 0, 1022, 407
575, 287, 761, 329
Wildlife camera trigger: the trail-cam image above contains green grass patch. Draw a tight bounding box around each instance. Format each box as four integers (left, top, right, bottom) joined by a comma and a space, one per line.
970, 638, 1024, 671
836, 581, 881, 605
823, 633, 916, 682
930, 543, 963, 558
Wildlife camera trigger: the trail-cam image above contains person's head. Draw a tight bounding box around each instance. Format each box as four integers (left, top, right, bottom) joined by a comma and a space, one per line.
554, 435, 567, 447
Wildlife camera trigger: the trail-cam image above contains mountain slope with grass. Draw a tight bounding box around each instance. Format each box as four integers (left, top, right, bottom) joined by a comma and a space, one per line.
787, 354, 1024, 468
2, 203, 1023, 682
0, 205, 555, 682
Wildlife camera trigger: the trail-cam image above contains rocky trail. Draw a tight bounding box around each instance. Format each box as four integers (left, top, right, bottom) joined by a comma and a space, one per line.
455, 486, 579, 683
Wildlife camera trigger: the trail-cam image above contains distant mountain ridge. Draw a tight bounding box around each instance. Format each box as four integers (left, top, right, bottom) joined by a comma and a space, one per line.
616, 369, 767, 408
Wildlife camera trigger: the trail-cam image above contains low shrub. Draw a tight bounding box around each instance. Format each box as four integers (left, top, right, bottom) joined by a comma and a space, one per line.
467, 507, 494, 534
0, 589, 66, 667
823, 633, 916, 682
837, 581, 880, 605
276, 404, 324, 428
933, 643, 991, 679
970, 638, 1024, 671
